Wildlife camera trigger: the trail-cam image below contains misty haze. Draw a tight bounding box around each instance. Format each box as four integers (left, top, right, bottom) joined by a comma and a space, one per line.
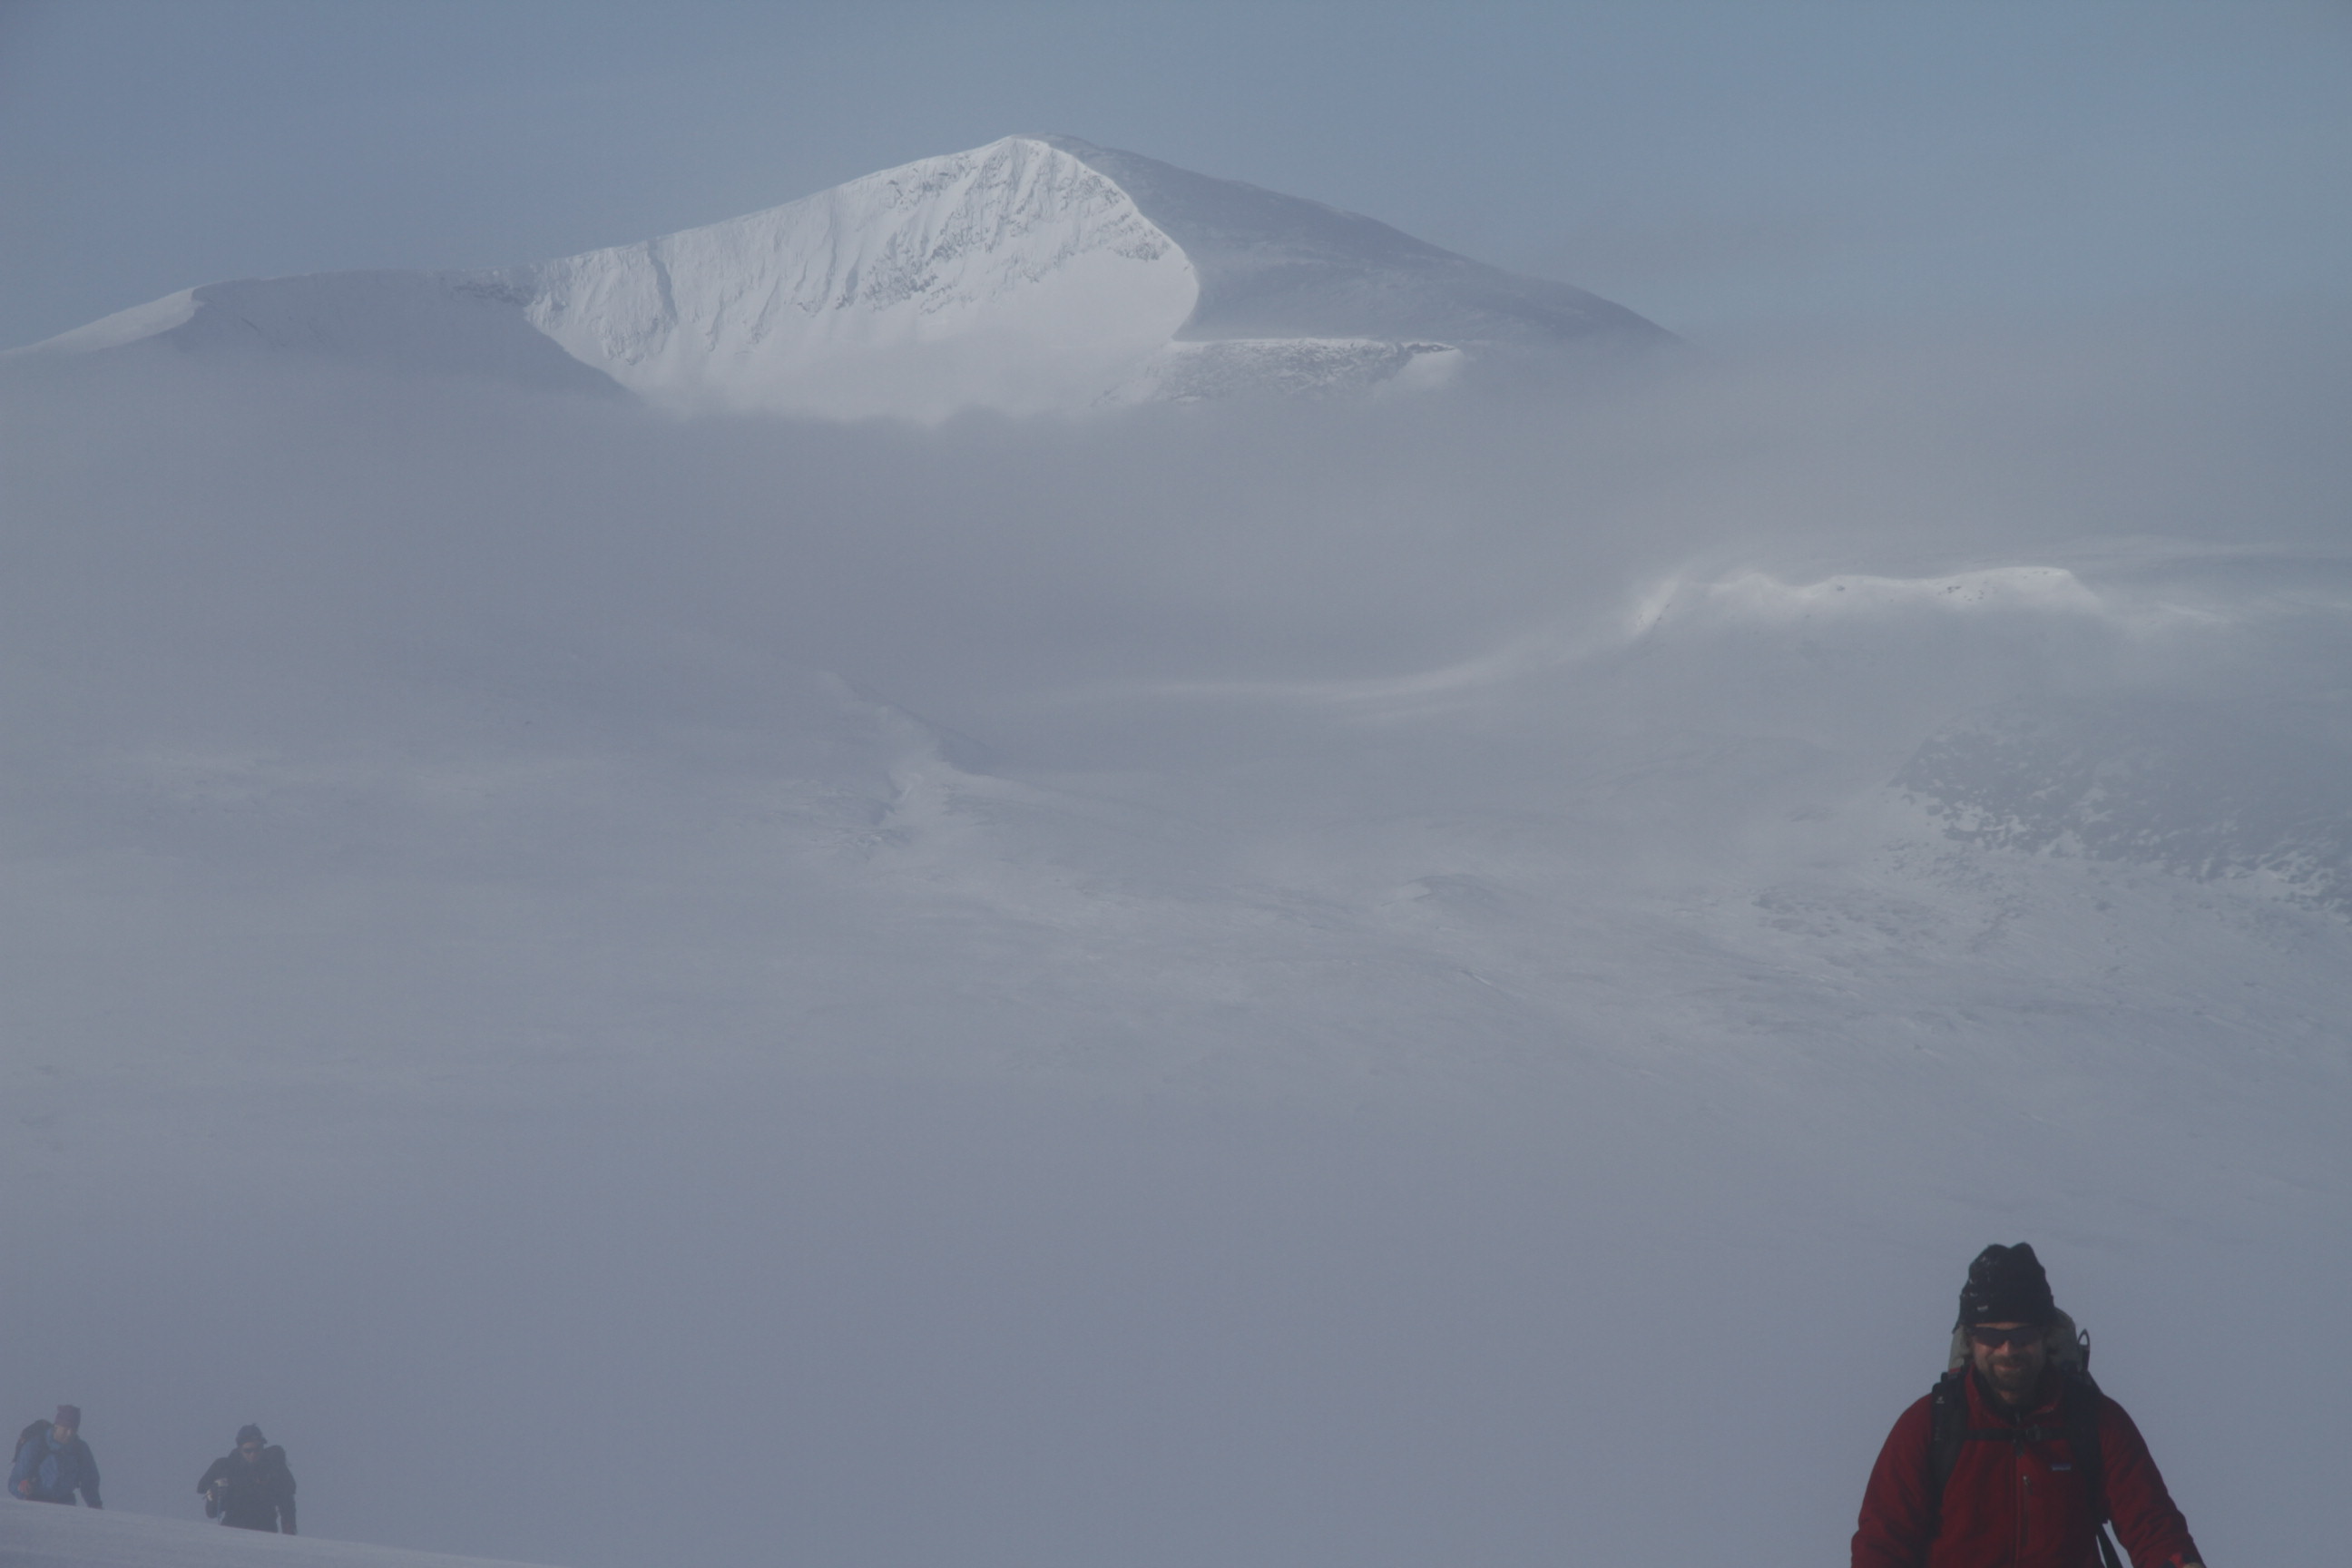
4, 7, 2347, 1568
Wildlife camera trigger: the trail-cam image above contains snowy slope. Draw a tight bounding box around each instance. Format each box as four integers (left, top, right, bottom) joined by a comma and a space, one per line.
1042, 135, 1656, 348
3, 1504, 548, 1568
21, 274, 622, 396
11, 138, 1664, 418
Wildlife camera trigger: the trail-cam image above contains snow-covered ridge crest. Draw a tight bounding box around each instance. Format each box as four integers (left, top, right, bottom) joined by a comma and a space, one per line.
1622, 565, 2231, 639
27, 288, 200, 353
515, 136, 1199, 420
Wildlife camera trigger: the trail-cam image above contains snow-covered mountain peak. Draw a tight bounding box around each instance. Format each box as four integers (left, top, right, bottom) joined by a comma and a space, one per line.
13, 135, 1669, 419
515, 136, 1200, 418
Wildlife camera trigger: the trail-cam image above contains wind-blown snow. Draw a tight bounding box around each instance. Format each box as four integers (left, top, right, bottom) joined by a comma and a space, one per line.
1633, 565, 2112, 631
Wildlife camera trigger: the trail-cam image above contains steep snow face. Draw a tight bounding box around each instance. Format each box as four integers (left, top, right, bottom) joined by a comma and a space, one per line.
515, 137, 1198, 420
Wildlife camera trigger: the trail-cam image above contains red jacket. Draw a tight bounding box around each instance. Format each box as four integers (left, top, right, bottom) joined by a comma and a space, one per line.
1853, 1369, 2201, 1568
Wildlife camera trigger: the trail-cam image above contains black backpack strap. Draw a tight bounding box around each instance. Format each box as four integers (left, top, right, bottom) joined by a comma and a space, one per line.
2061, 1373, 2106, 1514
2061, 1373, 2127, 1568
1926, 1372, 1967, 1512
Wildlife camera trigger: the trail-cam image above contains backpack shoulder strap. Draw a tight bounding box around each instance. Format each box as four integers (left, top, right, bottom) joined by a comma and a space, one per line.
1926, 1371, 1968, 1507
2063, 1372, 2127, 1568
2062, 1371, 2107, 1512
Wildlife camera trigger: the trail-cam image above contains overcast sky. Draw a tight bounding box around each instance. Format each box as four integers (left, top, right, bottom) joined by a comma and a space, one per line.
4, 0, 2349, 351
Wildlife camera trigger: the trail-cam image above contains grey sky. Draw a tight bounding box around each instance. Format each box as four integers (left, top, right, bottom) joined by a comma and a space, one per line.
5, 0, 2348, 351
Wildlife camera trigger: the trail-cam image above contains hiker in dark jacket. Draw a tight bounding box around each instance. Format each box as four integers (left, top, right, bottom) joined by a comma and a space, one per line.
9, 1406, 103, 1507
1852, 1244, 2202, 1568
197, 1424, 297, 1534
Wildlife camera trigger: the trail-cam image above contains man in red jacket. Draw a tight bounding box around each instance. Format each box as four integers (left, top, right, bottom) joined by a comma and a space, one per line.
1852, 1244, 2206, 1568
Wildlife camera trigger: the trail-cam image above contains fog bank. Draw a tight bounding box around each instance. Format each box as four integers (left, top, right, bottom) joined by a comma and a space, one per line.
5, 315, 2347, 1563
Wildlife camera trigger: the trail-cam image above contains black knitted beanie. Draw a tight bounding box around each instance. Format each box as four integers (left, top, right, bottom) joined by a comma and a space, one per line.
1956, 1241, 2056, 1326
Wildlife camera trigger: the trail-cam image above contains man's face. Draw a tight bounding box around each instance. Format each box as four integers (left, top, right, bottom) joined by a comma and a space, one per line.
1968, 1321, 2050, 1403
50, 1424, 74, 1445
239, 1441, 262, 1464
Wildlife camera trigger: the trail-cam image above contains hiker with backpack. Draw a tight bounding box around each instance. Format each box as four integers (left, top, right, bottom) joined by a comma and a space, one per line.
197, 1423, 297, 1533
1852, 1243, 2204, 1568
8, 1406, 103, 1507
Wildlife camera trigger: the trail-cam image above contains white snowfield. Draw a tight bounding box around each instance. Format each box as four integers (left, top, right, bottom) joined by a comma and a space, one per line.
3, 1505, 549, 1568
12, 136, 1661, 419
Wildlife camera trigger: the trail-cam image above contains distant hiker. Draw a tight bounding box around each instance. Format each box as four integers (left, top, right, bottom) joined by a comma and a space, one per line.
197, 1424, 297, 1534
1851, 1243, 2202, 1568
7, 1406, 103, 1507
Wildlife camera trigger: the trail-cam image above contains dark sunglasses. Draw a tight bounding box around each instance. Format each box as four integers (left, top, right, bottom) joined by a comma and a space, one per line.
240, 1443, 262, 1454
1968, 1325, 2045, 1349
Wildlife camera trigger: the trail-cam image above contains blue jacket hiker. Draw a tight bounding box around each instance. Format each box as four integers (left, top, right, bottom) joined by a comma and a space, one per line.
10, 1406, 103, 1507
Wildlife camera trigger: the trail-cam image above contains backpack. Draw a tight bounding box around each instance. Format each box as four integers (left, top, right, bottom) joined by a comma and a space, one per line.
12, 1419, 48, 1465
1926, 1310, 2123, 1568
211, 1444, 293, 1522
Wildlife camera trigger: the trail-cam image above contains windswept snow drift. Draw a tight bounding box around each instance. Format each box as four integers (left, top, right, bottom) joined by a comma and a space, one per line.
9, 137, 1665, 419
